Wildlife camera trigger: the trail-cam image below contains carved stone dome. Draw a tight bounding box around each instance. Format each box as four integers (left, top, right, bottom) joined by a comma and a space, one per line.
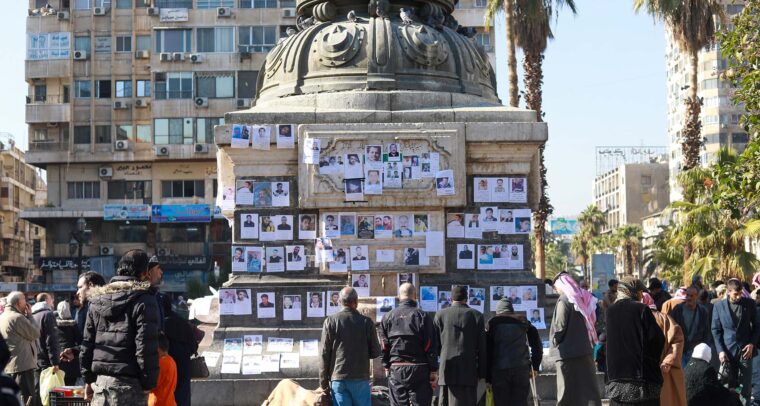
254, 0, 499, 105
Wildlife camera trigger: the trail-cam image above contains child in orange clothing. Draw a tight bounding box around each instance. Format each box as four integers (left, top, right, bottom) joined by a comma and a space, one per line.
149, 333, 177, 406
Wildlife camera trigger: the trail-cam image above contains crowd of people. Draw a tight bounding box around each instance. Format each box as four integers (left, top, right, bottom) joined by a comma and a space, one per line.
0, 250, 202, 406
320, 272, 760, 406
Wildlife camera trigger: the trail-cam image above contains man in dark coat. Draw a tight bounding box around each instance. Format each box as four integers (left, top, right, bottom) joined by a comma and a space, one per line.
161, 295, 198, 406
649, 278, 672, 312
433, 285, 486, 406
711, 278, 760, 404
55, 300, 82, 386
486, 298, 542, 405
671, 286, 712, 368
684, 343, 741, 406
380, 283, 438, 406
81, 249, 160, 404
32, 292, 60, 406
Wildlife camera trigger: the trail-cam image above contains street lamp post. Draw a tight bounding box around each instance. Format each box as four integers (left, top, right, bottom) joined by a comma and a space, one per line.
69, 217, 87, 275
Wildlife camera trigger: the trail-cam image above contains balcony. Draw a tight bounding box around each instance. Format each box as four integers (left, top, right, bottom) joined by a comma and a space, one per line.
25, 59, 72, 80
25, 96, 70, 124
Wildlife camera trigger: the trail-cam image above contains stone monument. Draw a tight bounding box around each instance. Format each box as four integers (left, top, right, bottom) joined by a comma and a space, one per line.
198, 0, 547, 401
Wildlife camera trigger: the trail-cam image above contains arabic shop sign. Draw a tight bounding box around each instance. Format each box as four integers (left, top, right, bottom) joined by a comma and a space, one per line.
39, 257, 91, 272
104, 204, 151, 221
151, 204, 212, 223
157, 255, 209, 271
159, 8, 189, 22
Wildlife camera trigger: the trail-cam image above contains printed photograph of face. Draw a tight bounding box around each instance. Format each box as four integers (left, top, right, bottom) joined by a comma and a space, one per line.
365, 145, 382, 162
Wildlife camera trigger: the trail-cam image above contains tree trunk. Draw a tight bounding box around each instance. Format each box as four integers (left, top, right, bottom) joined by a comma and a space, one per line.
681, 51, 702, 171
505, 0, 519, 107
523, 51, 543, 121
535, 227, 545, 279
626, 245, 633, 275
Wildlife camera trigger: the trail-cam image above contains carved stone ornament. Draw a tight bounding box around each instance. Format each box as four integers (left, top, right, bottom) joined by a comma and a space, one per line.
316, 24, 365, 67
397, 24, 449, 67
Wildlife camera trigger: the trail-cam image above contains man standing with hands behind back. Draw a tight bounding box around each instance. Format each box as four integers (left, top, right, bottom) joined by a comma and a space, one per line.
712, 278, 760, 404
434, 285, 486, 406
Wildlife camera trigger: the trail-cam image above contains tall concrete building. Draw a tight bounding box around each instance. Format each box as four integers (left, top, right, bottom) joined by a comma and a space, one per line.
21, 0, 494, 295
665, 1, 747, 201
0, 134, 46, 284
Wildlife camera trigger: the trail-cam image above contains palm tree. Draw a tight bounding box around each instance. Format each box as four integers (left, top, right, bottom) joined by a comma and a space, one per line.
485, 0, 519, 107
634, 0, 724, 171
571, 205, 608, 279
612, 225, 643, 275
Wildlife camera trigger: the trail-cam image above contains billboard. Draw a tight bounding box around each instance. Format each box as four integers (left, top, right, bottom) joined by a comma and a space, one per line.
550, 217, 579, 235
104, 204, 151, 221
591, 253, 616, 297
151, 204, 212, 223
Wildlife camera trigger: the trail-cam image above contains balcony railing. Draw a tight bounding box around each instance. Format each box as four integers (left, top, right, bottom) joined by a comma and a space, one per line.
29, 140, 68, 151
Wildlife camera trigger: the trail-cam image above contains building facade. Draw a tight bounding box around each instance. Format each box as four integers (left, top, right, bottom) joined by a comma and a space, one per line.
665, 0, 747, 201
22, 0, 494, 295
0, 135, 46, 284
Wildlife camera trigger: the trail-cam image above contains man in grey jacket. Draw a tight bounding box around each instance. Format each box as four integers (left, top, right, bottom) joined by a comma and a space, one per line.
320, 287, 381, 406
0, 291, 40, 406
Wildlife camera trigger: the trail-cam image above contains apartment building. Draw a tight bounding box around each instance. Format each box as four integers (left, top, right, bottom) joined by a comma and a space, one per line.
665, 0, 747, 201
22, 0, 494, 295
0, 135, 46, 284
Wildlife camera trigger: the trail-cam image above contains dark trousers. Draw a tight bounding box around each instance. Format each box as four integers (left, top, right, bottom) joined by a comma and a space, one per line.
610, 400, 659, 406
736, 357, 754, 406
388, 365, 432, 406
437, 385, 476, 406
10, 370, 34, 406
491, 367, 530, 406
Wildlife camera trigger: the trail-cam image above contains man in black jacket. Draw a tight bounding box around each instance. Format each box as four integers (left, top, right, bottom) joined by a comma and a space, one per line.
320, 287, 381, 406
486, 298, 542, 405
434, 285, 486, 406
31, 292, 60, 406
380, 283, 438, 406
81, 249, 160, 405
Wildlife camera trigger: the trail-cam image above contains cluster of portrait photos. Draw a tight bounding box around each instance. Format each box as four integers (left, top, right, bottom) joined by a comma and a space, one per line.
216, 334, 319, 375
231, 124, 295, 150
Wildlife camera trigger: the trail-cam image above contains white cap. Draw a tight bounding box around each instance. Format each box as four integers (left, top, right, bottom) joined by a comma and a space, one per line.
691, 343, 712, 363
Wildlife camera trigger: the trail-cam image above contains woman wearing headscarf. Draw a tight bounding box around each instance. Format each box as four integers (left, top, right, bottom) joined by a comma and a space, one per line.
642, 292, 686, 406
606, 276, 665, 405
684, 343, 741, 406
55, 300, 82, 386
549, 272, 602, 406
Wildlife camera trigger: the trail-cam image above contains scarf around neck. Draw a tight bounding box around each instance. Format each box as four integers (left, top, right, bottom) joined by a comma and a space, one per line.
555, 273, 599, 345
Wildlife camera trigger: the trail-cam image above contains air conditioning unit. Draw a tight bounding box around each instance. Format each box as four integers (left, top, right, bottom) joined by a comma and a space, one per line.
189, 54, 202, 63
114, 139, 129, 151
73, 50, 88, 60
236, 98, 251, 109
155, 146, 170, 156
135, 50, 150, 59
147, 7, 159, 16
157, 247, 172, 256
194, 97, 209, 108
194, 143, 209, 153
93, 7, 107, 15
113, 101, 129, 109
282, 8, 296, 17
159, 52, 171, 62
217, 7, 232, 17
98, 167, 113, 178
57, 11, 70, 20
134, 98, 150, 108
100, 245, 115, 255
172, 52, 185, 62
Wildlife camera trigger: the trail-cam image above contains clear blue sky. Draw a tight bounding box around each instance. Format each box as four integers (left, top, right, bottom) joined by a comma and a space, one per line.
0, 2, 666, 216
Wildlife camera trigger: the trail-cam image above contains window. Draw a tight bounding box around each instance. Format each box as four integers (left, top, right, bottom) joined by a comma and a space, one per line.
74, 126, 91, 144
701, 78, 718, 90
115, 80, 132, 97
108, 180, 152, 200
733, 133, 749, 144
136, 80, 151, 97
95, 80, 112, 99
154, 118, 194, 144
95, 37, 111, 53
155, 72, 192, 99
34, 85, 47, 102
117, 225, 148, 243
75, 36, 91, 53
116, 125, 133, 141
68, 181, 100, 199
197, 27, 234, 53
95, 0, 112, 6
196, 73, 234, 98
240, 0, 277, 7
116, 0, 132, 8
74, 0, 91, 9
726, 4, 744, 14
197, 0, 233, 7
475, 33, 490, 50
474, 0, 486, 7
157, 224, 206, 243
280, 0, 296, 7
239, 26, 277, 53
237, 71, 258, 98
116, 36, 132, 52
95, 125, 111, 143
75, 81, 91, 98
161, 180, 205, 198
136, 125, 151, 143
155, 29, 192, 52
155, 0, 192, 7
197, 118, 224, 143
0, 187, 8, 198
136, 35, 151, 51
641, 175, 652, 187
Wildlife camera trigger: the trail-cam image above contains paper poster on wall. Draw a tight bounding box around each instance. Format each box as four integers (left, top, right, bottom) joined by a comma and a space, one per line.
505, 286, 525, 311
322, 213, 341, 239
364, 145, 384, 170
527, 308, 546, 329
364, 169, 383, 195
261, 354, 281, 373
280, 353, 300, 369
243, 335, 264, 355
477, 245, 495, 270
315, 238, 333, 264
340, 213, 356, 237
257, 292, 276, 318
509, 177, 528, 202
474, 177, 491, 202
218, 182, 235, 211
394, 214, 414, 238
231, 124, 250, 148
435, 170, 455, 196
418, 248, 430, 266
236, 180, 254, 205
344, 154, 364, 178
467, 287, 486, 313
352, 273, 370, 297
425, 231, 444, 257
286, 245, 306, 271
259, 216, 276, 241
345, 179, 364, 201
276, 124, 295, 149
376, 249, 395, 263
241, 355, 262, 375
266, 247, 285, 272
498, 209, 515, 234
202, 351, 221, 368
221, 338, 243, 374
438, 291, 452, 311
326, 291, 341, 315
421, 152, 439, 178
253, 183, 272, 207
219, 289, 238, 315
506, 244, 524, 269
234, 289, 252, 315
302, 138, 320, 164
299, 214, 317, 240
271, 182, 290, 207
403, 248, 420, 266
300, 339, 319, 356
456, 244, 475, 270
283, 295, 302, 320
240, 214, 259, 240
350, 245, 369, 271
274, 215, 294, 240
376, 297, 395, 322
384, 162, 402, 189
329, 247, 348, 272
397, 273, 416, 288
480, 207, 499, 231
252, 125, 271, 150
465, 214, 482, 239
219, 289, 252, 315
231, 247, 247, 273
420, 286, 438, 312
520, 286, 538, 309
446, 213, 465, 238
491, 177, 510, 202
319, 155, 342, 174
306, 292, 325, 318
245, 247, 263, 273
386, 143, 401, 162
357, 216, 375, 239
513, 209, 532, 234
267, 337, 294, 352
490, 286, 506, 311
375, 214, 393, 239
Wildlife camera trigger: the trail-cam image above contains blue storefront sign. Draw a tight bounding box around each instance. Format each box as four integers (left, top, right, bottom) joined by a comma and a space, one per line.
151, 204, 212, 223
104, 204, 151, 221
